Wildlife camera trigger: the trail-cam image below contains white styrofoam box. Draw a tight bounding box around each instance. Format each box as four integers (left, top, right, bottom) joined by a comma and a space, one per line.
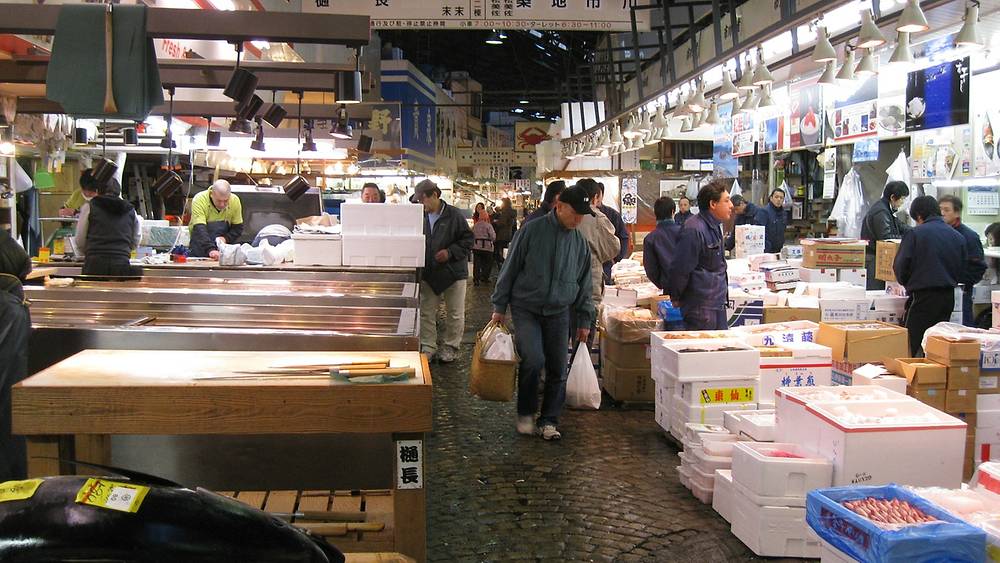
728, 410, 776, 442
291, 233, 343, 266
690, 475, 714, 503
983, 374, 1000, 392
759, 343, 834, 403
804, 400, 966, 487
799, 267, 837, 283
693, 444, 732, 473
677, 377, 758, 407
804, 282, 867, 300
763, 266, 799, 284
836, 268, 867, 286
774, 385, 911, 446
850, 364, 908, 395
682, 422, 730, 444
654, 380, 673, 432
730, 271, 767, 287
818, 537, 858, 563
713, 469, 735, 523
730, 441, 833, 502
981, 410, 1000, 429
341, 234, 425, 267
746, 252, 779, 271
787, 258, 803, 269
339, 201, 423, 235
650, 331, 731, 378
603, 286, 638, 308
869, 292, 908, 313
981, 394, 1000, 411
868, 310, 902, 325
785, 294, 821, 308
731, 477, 810, 511
690, 461, 717, 491
658, 338, 760, 381
674, 394, 757, 427
677, 465, 692, 490
820, 298, 874, 322
783, 246, 804, 260
729, 487, 822, 558
702, 433, 740, 457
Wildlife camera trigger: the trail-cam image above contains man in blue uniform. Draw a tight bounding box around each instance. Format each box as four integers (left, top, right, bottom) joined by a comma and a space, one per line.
862, 181, 910, 289
939, 195, 986, 327
643, 196, 682, 293
755, 189, 788, 254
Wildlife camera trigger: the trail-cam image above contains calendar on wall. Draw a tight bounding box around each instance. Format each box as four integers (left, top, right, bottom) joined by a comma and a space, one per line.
967, 184, 1000, 216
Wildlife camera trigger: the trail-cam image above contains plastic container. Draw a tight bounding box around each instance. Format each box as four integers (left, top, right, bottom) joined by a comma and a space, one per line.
702, 433, 740, 457
292, 233, 342, 266
713, 469, 735, 523
731, 485, 821, 558
692, 443, 732, 473
731, 441, 832, 502
339, 201, 423, 236
341, 234, 425, 267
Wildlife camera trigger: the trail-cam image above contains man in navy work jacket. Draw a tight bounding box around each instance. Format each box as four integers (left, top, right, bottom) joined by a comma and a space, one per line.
862, 181, 910, 289
643, 196, 682, 293
893, 195, 967, 356
669, 180, 734, 330
755, 188, 788, 254
725, 195, 759, 251
939, 195, 987, 327
491, 185, 595, 442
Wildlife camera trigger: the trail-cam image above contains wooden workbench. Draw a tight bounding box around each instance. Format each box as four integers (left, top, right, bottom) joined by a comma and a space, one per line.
12, 350, 432, 562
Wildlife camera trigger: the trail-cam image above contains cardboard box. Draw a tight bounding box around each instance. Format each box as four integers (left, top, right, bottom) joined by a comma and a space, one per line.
766, 281, 799, 292
798, 267, 837, 283
981, 373, 1000, 393
831, 360, 865, 385
908, 385, 947, 411
875, 240, 901, 282
602, 357, 654, 402
884, 357, 948, 386
816, 321, 909, 364
947, 365, 981, 390
949, 411, 977, 431
763, 307, 822, 324
946, 389, 978, 413
601, 332, 651, 369
801, 239, 866, 269
837, 268, 868, 286
869, 310, 903, 325
925, 335, 981, 366
804, 282, 867, 300
726, 295, 765, 327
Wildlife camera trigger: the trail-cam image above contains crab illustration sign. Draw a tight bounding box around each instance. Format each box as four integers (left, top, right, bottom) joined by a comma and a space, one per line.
515, 122, 552, 153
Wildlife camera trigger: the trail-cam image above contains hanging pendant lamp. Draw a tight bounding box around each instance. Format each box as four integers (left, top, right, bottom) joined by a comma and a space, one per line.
955, 2, 983, 49
812, 27, 838, 63
752, 47, 774, 86
897, 0, 929, 33
855, 48, 878, 77
857, 10, 887, 49
819, 61, 838, 85
720, 71, 740, 100
836, 48, 857, 81
889, 31, 914, 65
737, 59, 755, 90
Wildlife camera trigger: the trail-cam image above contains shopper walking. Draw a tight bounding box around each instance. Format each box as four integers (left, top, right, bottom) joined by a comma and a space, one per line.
643, 196, 682, 293
594, 182, 629, 285
524, 181, 565, 225
575, 179, 621, 348
939, 195, 987, 327
492, 197, 516, 267
725, 195, 760, 251
669, 180, 733, 330
674, 196, 694, 226
861, 181, 910, 290
491, 185, 595, 441
894, 195, 967, 356
415, 179, 474, 363
755, 188, 788, 254
75, 177, 143, 279
472, 204, 496, 286
0, 228, 30, 480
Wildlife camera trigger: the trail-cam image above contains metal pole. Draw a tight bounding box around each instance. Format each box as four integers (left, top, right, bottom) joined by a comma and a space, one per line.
630, 6, 645, 100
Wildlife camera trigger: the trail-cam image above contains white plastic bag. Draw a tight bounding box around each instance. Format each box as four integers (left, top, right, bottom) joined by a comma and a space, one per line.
830, 169, 866, 239
565, 343, 601, 410
483, 331, 515, 361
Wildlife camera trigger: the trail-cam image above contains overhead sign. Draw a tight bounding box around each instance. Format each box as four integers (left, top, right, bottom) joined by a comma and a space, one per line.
302, 0, 650, 31
514, 122, 552, 153
621, 177, 638, 225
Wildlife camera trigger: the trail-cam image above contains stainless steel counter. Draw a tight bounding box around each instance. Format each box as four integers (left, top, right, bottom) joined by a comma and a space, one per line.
35, 262, 418, 283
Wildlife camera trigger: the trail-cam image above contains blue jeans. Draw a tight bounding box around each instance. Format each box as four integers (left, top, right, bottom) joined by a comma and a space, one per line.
682, 306, 728, 330
512, 306, 570, 426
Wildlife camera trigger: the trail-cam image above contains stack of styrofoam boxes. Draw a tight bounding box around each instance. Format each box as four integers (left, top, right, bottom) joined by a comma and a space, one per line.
760, 261, 799, 293
728, 441, 831, 558
798, 266, 837, 284
775, 385, 967, 488
836, 267, 867, 287
814, 321, 909, 386
867, 290, 908, 325
713, 409, 778, 523
756, 343, 834, 409
733, 225, 765, 258
293, 232, 344, 266
688, 430, 740, 504
677, 422, 732, 502
340, 202, 425, 267
650, 330, 731, 435
850, 363, 908, 394
803, 282, 872, 323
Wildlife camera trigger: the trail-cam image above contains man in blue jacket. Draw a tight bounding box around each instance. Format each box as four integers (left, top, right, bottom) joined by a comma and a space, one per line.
939, 195, 987, 327
862, 181, 910, 289
674, 196, 694, 226
755, 189, 788, 254
725, 195, 759, 251
894, 195, 967, 356
643, 196, 682, 293
595, 182, 630, 285
492, 185, 594, 441
669, 180, 734, 330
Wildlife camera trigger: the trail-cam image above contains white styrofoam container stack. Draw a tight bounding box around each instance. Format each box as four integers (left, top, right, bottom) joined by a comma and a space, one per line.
774, 385, 908, 445
730, 486, 822, 558
757, 343, 833, 407
725, 409, 776, 442
341, 235, 425, 267
673, 394, 757, 429
292, 233, 342, 266
340, 202, 425, 267
677, 377, 758, 407
657, 338, 760, 381
730, 441, 832, 503
713, 469, 735, 523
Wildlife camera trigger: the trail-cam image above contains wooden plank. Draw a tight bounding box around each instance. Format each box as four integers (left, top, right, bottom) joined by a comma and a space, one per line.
25, 437, 61, 478
263, 490, 298, 515
73, 435, 111, 475
297, 490, 331, 512
361, 490, 396, 552
331, 491, 363, 513
233, 491, 268, 510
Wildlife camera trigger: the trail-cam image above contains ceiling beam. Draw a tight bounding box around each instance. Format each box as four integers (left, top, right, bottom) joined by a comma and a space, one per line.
0, 4, 370, 47
15, 98, 383, 121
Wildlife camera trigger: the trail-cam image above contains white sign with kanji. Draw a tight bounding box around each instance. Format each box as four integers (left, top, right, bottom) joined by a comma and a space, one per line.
620, 177, 638, 225
396, 440, 423, 490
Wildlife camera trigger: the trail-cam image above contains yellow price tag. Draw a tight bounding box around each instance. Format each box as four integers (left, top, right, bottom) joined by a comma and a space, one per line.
699, 386, 755, 405
0, 479, 43, 503
75, 478, 150, 513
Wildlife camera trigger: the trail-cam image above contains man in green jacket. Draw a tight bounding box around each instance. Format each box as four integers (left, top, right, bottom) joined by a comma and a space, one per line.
491, 185, 595, 441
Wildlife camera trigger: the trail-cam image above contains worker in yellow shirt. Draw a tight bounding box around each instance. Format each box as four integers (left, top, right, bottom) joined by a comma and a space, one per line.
189, 180, 244, 259
57, 169, 100, 217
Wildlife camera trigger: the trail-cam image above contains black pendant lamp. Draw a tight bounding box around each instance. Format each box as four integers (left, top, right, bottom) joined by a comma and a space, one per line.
223, 43, 258, 107
154, 88, 183, 199
74, 126, 89, 145
330, 104, 352, 140
337, 47, 363, 104
122, 127, 139, 146
205, 116, 221, 147
284, 91, 311, 201
262, 104, 287, 128
231, 94, 263, 135
250, 117, 266, 152
91, 118, 118, 186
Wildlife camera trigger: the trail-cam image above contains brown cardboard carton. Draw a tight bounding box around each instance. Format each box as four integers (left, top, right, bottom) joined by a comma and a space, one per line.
817, 321, 909, 363
601, 331, 651, 369
965, 435, 976, 481
884, 357, 948, 386
875, 240, 900, 282
801, 239, 867, 269
908, 385, 946, 411
949, 411, 977, 433
947, 365, 981, 390
763, 307, 822, 324
602, 357, 654, 402
946, 389, 978, 413
981, 373, 1000, 394
926, 335, 981, 366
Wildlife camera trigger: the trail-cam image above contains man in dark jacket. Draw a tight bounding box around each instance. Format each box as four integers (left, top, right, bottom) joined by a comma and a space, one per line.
492, 197, 517, 267
595, 182, 629, 285
725, 195, 759, 251
524, 181, 565, 225
862, 181, 910, 290
0, 228, 31, 480
416, 179, 474, 363
940, 195, 987, 326
492, 185, 594, 441
674, 196, 694, 226
894, 196, 967, 356
74, 178, 143, 279
643, 196, 682, 293
755, 189, 788, 254
669, 180, 733, 330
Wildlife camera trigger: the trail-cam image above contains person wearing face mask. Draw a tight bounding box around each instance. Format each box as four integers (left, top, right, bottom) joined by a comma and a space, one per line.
861, 181, 911, 290
57, 169, 100, 217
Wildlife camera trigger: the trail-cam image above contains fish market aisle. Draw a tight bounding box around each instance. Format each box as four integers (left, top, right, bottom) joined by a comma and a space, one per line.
424, 280, 783, 562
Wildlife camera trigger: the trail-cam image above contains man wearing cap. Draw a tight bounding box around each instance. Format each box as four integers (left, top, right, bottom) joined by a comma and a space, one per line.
190, 180, 244, 259
415, 179, 474, 363
491, 185, 595, 441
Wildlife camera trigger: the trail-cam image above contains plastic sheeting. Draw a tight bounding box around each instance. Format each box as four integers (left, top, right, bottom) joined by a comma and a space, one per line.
830, 169, 867, 239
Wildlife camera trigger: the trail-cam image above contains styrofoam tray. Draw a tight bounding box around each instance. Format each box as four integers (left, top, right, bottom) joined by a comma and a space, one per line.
682, 422, 730, 444
692, 443, 732, 473
731, 441, 832, 502
690, 462, 716, 491
702, 433, 739, 457
730, 410, 776, 442
657, 338, 761, 381
713, 469, 735, 523
731, 473, 809, 509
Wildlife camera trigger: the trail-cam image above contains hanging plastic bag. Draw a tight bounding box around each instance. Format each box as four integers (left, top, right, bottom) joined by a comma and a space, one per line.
483, 330, 515, 361
885, 149, 916, 218
779, 180, 794, 211
566, 343, 601, 410
830, 168, 866, 239
750, 169, 766, 207
686, 176, 700, 201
